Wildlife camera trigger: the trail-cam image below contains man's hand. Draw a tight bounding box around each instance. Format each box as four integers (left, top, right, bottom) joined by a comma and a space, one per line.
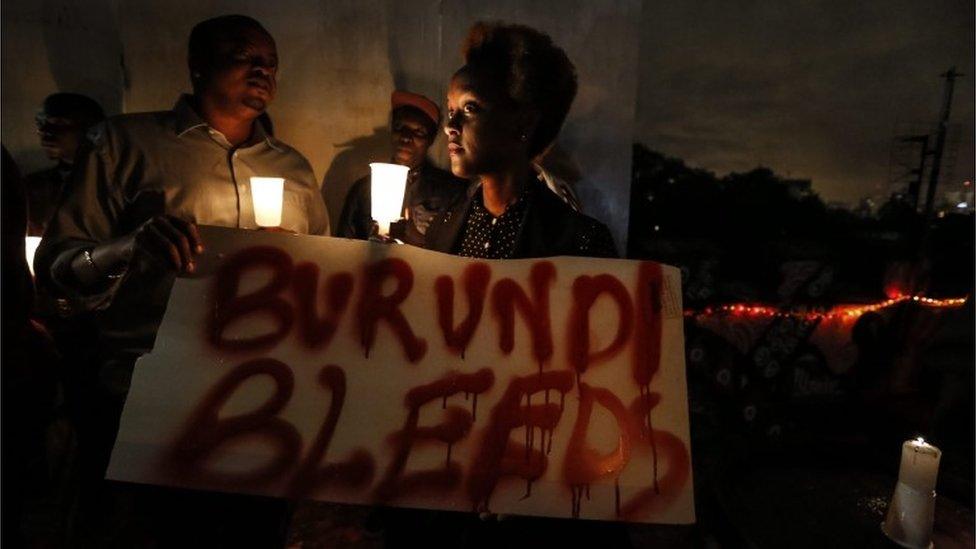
69, 215, 204, 290
130, 215, 204, 273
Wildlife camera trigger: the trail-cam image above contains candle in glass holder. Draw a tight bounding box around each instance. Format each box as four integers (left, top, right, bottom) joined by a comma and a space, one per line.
369, 162, 409, 236
250, 177, 285, 227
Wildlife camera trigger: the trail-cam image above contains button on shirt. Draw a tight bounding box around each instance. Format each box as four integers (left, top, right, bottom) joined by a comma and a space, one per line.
456, 188, 529, 259
71, 95, 328, 236
37, 95, 330, 374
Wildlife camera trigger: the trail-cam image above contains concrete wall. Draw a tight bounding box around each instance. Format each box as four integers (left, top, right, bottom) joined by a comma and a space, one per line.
2, 0, 125, 170
1, 0, 639, 250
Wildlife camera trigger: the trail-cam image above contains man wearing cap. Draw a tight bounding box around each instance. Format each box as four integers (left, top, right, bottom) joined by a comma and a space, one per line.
26, 93, 105, 236
336, 90, 467, 247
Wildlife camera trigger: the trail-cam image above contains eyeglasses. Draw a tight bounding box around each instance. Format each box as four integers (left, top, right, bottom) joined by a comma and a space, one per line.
392, 124, 431, 141
35, 112, 77, 132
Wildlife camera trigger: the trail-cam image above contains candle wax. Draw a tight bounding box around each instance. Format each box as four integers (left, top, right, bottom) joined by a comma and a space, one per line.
897, 439, 941, 493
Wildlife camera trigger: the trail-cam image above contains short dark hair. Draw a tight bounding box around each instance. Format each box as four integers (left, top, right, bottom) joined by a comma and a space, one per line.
187, 15, 272, 85
42, 93, 105, 125
391, 105, 437, 138
461, 22, 577, 158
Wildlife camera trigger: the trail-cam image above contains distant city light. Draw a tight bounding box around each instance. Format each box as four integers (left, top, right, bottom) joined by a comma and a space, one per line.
956, 202, 968, 209
684, 294, 969, 322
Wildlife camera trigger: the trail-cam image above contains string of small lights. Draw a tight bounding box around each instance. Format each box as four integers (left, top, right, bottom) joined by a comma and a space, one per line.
684, 295, 969, 322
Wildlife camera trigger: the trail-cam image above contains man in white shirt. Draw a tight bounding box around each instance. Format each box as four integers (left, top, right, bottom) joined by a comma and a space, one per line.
35, 14, 326, 546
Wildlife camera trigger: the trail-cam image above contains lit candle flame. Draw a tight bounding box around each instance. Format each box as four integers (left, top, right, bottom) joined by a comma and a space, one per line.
250, 177, 285, 227
25, 236, 41, 277
369, 163, 409, 236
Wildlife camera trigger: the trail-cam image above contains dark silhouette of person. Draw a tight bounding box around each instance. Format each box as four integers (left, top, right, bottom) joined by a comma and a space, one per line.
336, 90, 468, 247
27, 96, 105, 442
26, 93, 105, 236
2, 146, 62, 547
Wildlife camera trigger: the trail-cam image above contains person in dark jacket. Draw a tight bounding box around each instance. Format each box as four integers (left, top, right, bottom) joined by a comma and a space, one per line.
336, 90, 467, 247
2, 146, 63, 547
424, 22, 616, 260
387, 21, 628, 549
26, 93, 105, 236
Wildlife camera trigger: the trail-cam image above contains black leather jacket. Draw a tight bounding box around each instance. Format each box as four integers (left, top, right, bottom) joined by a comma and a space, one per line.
424, 178, 617, 259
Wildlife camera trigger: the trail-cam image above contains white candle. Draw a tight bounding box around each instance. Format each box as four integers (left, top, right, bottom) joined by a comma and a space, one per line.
250, 177, 285, 227
25, 236, 41, 276
882, 437, 941, 549
898, 437, 941, 493
369, 162, 409, 236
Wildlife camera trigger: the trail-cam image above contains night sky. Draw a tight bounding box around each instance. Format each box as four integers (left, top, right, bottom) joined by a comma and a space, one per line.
636, 0, 975, 205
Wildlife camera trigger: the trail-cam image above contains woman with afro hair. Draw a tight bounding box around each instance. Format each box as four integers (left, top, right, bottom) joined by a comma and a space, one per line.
388, 22, 631, 548
425, 22, 617, 260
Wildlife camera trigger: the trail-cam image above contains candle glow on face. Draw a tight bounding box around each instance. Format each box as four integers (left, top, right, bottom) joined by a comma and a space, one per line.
250, 177, 285, 227
369, 162, 409, 236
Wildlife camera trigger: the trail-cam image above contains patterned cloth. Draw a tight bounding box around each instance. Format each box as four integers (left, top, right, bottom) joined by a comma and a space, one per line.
425, 177, 617, 260
456, 187, 529, 259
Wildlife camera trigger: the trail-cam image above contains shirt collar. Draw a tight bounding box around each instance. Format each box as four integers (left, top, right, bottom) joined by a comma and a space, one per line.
172, 94, 282, 152
173, 94, 207, 136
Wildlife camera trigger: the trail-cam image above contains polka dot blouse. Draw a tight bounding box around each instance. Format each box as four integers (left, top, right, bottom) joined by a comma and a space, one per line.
456, 189, 529, 259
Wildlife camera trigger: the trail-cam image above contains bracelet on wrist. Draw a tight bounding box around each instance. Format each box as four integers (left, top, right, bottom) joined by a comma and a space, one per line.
83, 249, 124, 280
